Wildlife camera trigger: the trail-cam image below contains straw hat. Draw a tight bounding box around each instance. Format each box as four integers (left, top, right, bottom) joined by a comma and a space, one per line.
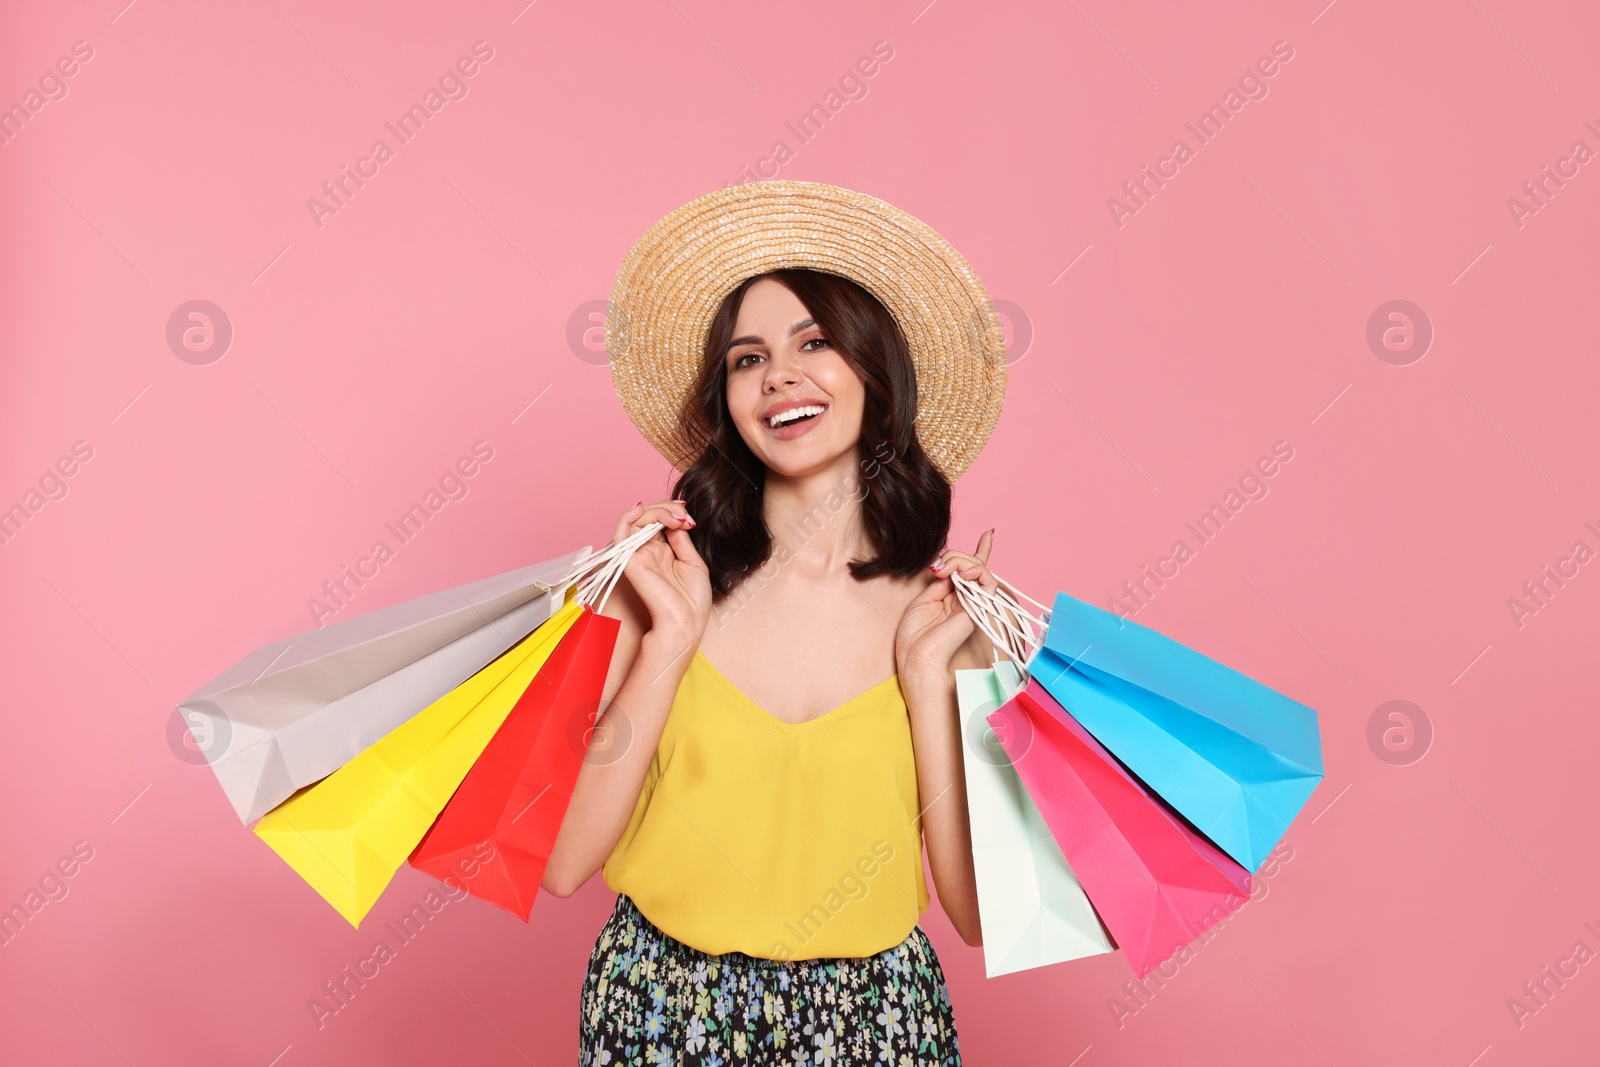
605, 180, 1007, 482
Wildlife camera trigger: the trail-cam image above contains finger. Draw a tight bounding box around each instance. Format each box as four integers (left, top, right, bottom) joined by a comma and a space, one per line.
931, 551, 978, 575
923, 602, 976, 649
613, 501, 648, 543
638, 500, 696, 530
614, 500, 686, 546
912, 570, 954, 605
662, 526, 708, 568
976, 528, 994, 566
647, 500, 694, 525
955, 563, 999, 594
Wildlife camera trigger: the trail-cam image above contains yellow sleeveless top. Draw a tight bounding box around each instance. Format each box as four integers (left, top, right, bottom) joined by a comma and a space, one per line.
602, 648, 930, 960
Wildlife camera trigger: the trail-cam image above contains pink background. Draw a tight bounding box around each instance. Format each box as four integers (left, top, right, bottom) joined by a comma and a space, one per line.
3, 0, 1598, 1063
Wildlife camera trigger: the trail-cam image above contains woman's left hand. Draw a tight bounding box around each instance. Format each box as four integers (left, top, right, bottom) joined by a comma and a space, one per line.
895, 529, 998, 684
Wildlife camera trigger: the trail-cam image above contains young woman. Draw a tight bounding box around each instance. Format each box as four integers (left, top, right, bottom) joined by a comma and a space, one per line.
542, 181, 1011, 1066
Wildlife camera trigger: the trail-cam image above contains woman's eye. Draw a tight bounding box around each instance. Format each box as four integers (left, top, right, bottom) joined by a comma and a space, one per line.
801, 336, 830, 351
733, 351, 763, 369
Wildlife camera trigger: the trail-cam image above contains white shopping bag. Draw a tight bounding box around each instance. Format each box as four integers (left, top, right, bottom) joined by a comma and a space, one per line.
958, 661, 1115, 977
179, 549, 588, 823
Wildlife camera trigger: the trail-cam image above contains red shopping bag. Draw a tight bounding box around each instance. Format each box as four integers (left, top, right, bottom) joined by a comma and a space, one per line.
409, 605, 619, 919
990, 678, 1252, 976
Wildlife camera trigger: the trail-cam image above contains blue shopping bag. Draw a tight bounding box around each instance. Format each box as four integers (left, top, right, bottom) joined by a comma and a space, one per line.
1028, 590, 1323, 873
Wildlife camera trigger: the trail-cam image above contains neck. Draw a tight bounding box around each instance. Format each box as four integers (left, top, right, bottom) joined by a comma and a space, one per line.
761, 450, 870, 576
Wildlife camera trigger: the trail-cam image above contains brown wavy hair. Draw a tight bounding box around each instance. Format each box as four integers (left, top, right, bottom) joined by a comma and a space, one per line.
671, 268, 951, 600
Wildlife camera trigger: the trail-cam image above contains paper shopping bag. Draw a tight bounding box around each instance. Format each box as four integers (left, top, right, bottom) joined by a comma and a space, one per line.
179, 550, 587, 824
252, 597, 584, 927
1030, 590, 1324, 873
409, 605, 620, 919
957, 662, 1114, 977
991, 678, 1251, 977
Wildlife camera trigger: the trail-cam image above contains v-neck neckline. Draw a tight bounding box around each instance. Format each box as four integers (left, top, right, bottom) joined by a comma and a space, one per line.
692, 649, 900, 732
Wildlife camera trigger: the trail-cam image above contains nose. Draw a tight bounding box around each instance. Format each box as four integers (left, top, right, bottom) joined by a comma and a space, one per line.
762, 349, 802, 391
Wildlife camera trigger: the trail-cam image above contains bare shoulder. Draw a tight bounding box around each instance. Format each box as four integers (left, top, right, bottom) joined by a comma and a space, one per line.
857, 569, 941, 630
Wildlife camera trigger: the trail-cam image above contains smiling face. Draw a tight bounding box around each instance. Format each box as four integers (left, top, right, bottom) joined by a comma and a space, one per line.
723, 277, 866, 480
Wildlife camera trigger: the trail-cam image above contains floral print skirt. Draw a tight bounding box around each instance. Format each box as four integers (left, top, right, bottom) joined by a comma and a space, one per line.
579, 893, 961, 1066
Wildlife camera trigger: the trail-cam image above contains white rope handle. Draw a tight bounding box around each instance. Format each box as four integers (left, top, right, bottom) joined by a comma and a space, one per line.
951, 573, 1025, 662
576, 522, 664, 613
555, 521, 666, 615
950, 568, 1052, 672
958, 581, 1043, 664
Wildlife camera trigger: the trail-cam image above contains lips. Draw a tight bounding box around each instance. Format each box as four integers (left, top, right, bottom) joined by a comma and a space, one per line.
761, 400, 829, 440
761, 396, 829, 423
765, 403, 826, 428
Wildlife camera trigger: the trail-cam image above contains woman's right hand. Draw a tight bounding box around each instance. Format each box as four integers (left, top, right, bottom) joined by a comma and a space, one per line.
612, 500, 712, 645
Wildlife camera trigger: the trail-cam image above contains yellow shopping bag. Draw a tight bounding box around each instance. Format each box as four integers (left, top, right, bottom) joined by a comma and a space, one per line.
254, 596, 584, 926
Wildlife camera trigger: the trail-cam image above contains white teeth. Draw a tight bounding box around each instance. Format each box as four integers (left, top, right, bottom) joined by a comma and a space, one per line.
766, 404, 825, 428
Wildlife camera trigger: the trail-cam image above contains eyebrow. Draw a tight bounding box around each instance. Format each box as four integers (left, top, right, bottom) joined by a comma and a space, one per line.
725, 317, 816, 354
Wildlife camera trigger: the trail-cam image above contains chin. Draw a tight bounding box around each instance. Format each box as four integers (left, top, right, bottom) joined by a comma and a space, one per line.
739, 421, 860, 480
766, 448, 856, 481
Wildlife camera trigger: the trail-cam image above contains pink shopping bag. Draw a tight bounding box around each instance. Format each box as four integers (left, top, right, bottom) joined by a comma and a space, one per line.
989, 678, 1252, 976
